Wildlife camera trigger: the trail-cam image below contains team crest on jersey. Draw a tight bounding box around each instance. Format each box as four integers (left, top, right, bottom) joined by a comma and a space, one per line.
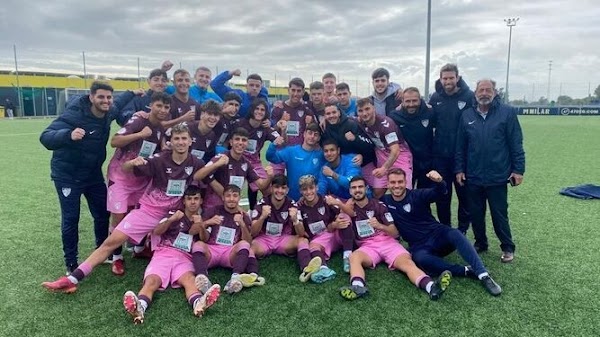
166, 168, 172, 174
318, 206, 325, 215
61, 187, 71, 197
241, 163, 248, 172
421, 119, 429, 128
185, 166, 193, 176
257, 130, 263, 138
312, 158, 319, 165
374, 131, 380, 139
366, 210, 375, 218
165, 128, 172, 137
178, 108, 182, 113
252, 209, 259, 218
281, 211, 289, 220
403, 203, 412, 213
458, 101, 466, 109
298, 110, 304, 117
206, 139, 212, 147
156, 131, 161, 140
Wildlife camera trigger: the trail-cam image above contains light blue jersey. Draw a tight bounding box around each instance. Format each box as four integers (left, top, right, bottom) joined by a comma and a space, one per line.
266, 143, 324, 200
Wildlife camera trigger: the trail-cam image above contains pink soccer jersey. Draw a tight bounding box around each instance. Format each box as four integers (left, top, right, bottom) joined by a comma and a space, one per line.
251, 196, 297, 236
202, 205, 252, 246
271, 101, 314, 146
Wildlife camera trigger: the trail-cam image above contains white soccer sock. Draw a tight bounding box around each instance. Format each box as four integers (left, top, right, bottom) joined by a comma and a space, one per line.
477, 272, 489, 280
139, 299, 148, 312
351, 279, 364, 287
113, 254, 123, 261
67, 276, 78, 284
231, 273, 239, 279
133, 245, 145, 253
343, 250, 351, 259
425, 281, 434, 293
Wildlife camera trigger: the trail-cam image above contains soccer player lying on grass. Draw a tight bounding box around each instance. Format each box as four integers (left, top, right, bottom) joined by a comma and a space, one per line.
192, 184, 264, 295
122, 185, 221, 324
339, 176, 452, 301
296, 175, 355, 282
106, 92, 170, 276
249, 175, 322, 282
42, 123, 223, 293
382, 168, 502, 296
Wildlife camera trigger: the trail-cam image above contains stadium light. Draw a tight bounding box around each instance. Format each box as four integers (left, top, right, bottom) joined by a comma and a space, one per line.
504, 17, 519, 103
424, 0, 432, 99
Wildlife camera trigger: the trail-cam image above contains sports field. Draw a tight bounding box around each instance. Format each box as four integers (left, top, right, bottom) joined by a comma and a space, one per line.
0, 116, 599, 337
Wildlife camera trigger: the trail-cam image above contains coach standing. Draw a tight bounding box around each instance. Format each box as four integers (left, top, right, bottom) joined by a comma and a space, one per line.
40, 82, 137, 274
455, 79, 525, 263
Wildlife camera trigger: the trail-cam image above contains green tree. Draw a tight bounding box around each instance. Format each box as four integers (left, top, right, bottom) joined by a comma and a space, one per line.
557, 95, 573, 105
594, 84, 600, 99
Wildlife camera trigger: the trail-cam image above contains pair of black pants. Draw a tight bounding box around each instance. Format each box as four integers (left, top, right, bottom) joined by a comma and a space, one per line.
410, 226, 487, 277
434, 158, 470, 229
466, 183, 515, 253
54, 181, 109, 267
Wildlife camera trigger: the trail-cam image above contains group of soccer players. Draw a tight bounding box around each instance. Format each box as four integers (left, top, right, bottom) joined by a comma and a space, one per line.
41, 62, 504, 324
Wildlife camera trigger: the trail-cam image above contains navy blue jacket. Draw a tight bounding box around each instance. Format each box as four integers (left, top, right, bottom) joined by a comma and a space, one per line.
389, 100, 435, 173
210, 71, 270, 118
382, 181, 448, 247
455, 96, 525, 186
429, 78, 474, 160
40, 91, 135, 185
120, 89, 154, 118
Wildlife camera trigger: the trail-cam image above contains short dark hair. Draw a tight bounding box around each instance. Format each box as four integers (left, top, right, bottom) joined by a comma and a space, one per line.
90, 81, 113, 94
173, 69, 190, 80
322, 138, 339, 148
184, 185, 203, 196
305, 122, 321, 135
150, 91, 172, 105
247, 73, 263, 83
201, 100, 221, 115
223, 184, 241, 194
356, 97, 374, 109
371, 68, 390, 80
440, 63, 459, 77
289, 77, 305, 89
272, 174, 288, 187
231, 127, 250, 139
322, 73, 336, 81
223, 92, 242, 104
335, 83, 350, 92
387, 167, 406, 178
350, 176, 366, 185
309, 81, 324, 90
148, 68, 168, 81
248, 99, 270, 121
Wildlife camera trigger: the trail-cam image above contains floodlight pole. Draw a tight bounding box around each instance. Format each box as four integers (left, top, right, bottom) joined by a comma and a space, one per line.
424, 0, 432, 99
504, 17, 519, 103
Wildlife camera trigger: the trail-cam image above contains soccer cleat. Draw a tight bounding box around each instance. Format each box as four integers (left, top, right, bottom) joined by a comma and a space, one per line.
339, 285, 368, 300
501, 251, 514, 263
194, 274, 212, 294
111, 259, 125, 276
481, 276, 502, 296
343, 257, 351, 273
238, 273, 266, 287
132, 245, 153, 259
194, 284, 221, 317
299, 256, 322, 282
224, 276, 243, 294
310, 266, 337, 284
65, 262, 78, 276
429, 270, 452, 301
42, 276, 77, 294
123, 291, 144, 324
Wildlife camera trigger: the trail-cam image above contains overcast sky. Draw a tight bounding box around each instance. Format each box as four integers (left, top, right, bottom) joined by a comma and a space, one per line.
1, 0, 599, 100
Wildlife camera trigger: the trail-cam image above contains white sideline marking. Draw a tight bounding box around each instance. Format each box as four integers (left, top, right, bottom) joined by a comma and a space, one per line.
0, 132, 39, 137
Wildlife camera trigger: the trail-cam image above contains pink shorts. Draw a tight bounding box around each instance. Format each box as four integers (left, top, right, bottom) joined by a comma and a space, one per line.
250, 165, 267, 192
271, 162, 286, 176
253, 234, 296, 256
206, 244, 234, 268
114, 205, 164, 245
107, 181, 147, 213
310, 231, 342, 260
356, 234, 409, 270
144, 246, 193, 290
362, 149, 413, 189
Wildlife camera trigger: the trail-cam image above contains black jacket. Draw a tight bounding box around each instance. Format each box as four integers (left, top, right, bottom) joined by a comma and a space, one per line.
322, 115, 376, 166
429, 78, 474, 160
455, 96, 525, 186
389, 100, 435, 173
40, 91, 135, 185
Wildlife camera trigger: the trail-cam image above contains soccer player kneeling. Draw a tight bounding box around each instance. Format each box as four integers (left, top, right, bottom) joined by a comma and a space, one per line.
122, 186, 220, 324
